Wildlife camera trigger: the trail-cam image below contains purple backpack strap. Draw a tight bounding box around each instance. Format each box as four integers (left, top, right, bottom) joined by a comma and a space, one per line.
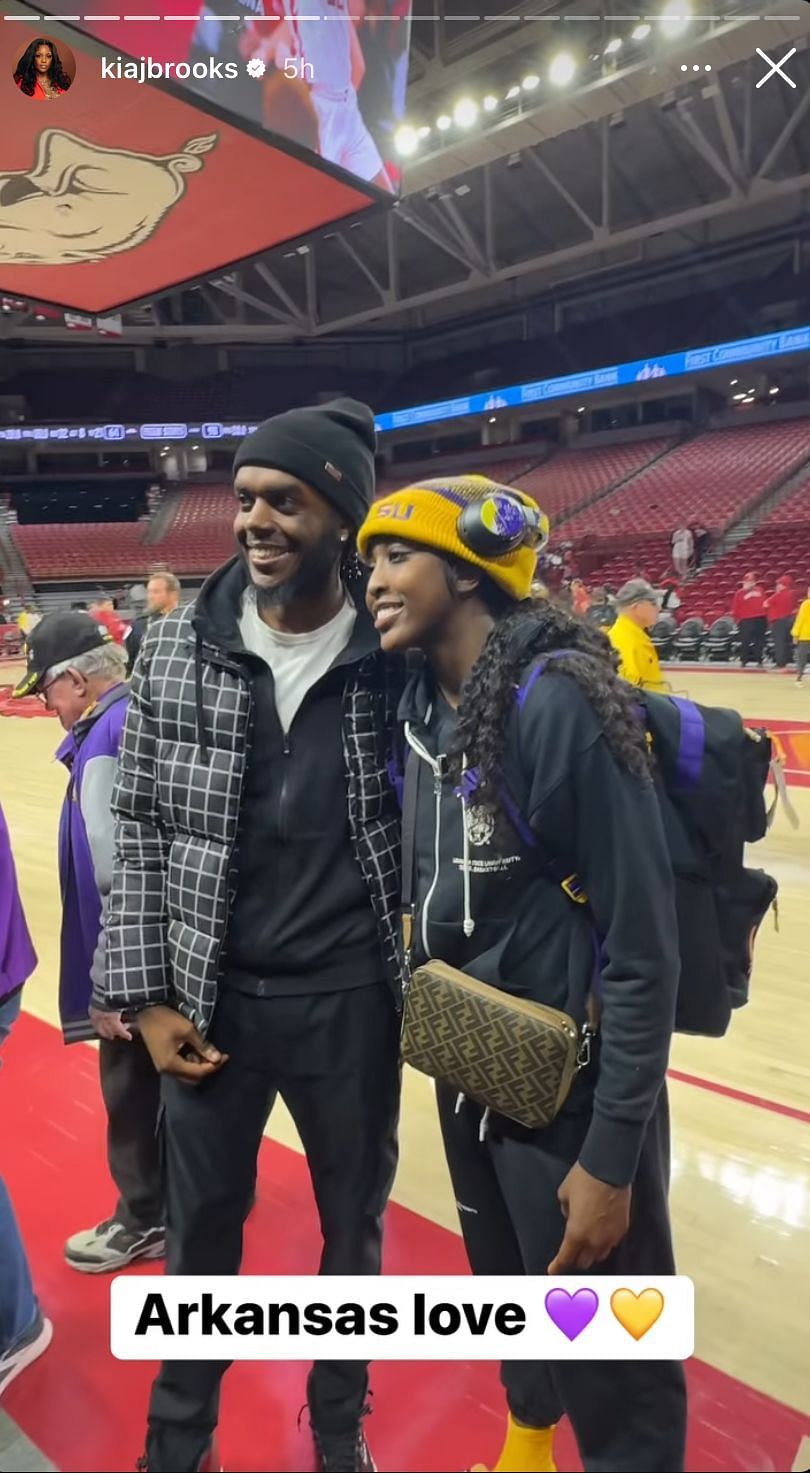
516, 648, 584, 710
669, 697, 705, 790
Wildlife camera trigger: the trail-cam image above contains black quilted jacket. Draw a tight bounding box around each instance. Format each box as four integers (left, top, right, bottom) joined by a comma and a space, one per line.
100, 558, 404, 1035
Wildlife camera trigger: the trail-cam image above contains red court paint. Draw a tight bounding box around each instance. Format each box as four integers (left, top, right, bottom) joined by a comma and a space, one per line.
668, 1067, 810, 1126
1, 1012, 805, 1473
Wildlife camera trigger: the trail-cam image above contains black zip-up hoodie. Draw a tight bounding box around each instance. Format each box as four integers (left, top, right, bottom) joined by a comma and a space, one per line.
401, 656, 679, 1188
194, 558, 385, 993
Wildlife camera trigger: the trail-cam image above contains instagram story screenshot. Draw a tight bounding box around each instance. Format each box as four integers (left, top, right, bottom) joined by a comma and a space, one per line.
0, 3, 808, 1473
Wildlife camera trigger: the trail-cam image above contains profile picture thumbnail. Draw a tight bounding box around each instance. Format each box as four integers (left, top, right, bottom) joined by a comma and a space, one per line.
13, 36, 76, 101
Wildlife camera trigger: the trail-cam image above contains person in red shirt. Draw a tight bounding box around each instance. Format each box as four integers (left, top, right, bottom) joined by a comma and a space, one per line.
88, 596, 129, 649
571, 578, 591, 618
731, 573, 767, 667
765, 575, 797, 669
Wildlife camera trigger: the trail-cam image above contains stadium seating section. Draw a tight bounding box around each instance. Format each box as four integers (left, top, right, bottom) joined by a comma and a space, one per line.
555, 422, 810, 540
11, 521, 151, 580
514, 439, 674, 523
4, 422, 809, 635
146, 484, 234, 576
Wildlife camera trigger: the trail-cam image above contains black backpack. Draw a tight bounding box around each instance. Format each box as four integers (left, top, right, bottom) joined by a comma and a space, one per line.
510, 660, 779, 1038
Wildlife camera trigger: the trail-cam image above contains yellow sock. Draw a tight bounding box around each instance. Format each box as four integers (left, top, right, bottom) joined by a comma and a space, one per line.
471, 1413, 557, 1473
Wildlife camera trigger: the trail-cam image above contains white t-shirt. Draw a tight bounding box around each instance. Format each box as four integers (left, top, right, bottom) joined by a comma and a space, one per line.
238, 588, 356, 734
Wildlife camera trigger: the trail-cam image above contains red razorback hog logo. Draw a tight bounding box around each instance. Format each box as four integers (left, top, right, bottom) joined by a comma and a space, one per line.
0, 129, 217, 265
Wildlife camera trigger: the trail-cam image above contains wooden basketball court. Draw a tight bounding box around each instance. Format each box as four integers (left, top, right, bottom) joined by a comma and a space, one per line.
1, 661, 808, 1470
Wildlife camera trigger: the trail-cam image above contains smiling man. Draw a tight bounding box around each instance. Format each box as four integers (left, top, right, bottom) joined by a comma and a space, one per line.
99, 400, 403, 1473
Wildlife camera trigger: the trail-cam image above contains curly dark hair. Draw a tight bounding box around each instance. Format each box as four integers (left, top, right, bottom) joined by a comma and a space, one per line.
14, 38, 72, 96
450, 585, 652, 814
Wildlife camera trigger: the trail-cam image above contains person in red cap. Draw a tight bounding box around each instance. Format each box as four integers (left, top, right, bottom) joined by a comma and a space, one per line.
731, 574, 767, 667
765, 576, 797, 669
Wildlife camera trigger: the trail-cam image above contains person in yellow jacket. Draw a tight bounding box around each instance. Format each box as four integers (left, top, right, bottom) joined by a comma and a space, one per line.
792, 586, 810, 685
607, 578, 669, 692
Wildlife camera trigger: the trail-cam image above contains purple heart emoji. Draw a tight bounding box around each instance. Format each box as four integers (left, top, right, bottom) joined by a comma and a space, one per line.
544, 1287, 599, 1341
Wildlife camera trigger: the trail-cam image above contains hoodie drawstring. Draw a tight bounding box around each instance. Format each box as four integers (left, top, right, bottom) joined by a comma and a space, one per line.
194, 636, 210, 763
459, 754, 476, 940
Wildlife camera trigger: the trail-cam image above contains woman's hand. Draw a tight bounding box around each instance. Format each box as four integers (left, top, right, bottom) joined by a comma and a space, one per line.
547, 1161, 631, 1274
137, 1004, 228, 1085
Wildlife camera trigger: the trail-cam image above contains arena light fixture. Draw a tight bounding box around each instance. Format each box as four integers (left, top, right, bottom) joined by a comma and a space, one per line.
732, 392, 746, 401
394, 124, 419, 157
483, 94, 499, 112
770, 386, 780, 395
659, 2, 691, 39
549, 51, 577, 87
604, 38, 623, 55
632, 22, 652, 40
522, 73, 540, 91
454, 97, 479, 128
505, 84, 521, 100
436, 113, 452, 131
418, 124, 431, 139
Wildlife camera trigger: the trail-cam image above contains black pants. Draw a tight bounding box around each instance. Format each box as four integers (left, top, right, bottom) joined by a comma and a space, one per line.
146, 983, 401, 1472
437, 1084, 686, 1473
770, 618, 793, 669
796, 640, 810, 679
738, 616, 767, 666
99, 1033, 162, 1232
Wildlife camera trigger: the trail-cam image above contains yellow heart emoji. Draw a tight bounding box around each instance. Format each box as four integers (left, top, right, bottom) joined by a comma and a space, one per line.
610, 1287, 665, 1341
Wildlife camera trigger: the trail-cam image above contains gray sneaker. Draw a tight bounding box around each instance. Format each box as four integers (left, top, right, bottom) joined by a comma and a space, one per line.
64, 1217, 165, 1274
0, 1312, 53, 1398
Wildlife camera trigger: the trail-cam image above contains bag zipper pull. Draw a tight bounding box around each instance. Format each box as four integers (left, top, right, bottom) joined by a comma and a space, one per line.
576, 1023, 594, 1070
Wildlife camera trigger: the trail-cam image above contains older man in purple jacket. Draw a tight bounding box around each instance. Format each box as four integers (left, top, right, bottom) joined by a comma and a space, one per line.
13, 611, 164, 1274
0, 801, 51, 1396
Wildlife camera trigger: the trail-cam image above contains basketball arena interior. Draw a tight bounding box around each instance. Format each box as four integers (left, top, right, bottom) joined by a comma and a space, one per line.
1, 2, 809, 1471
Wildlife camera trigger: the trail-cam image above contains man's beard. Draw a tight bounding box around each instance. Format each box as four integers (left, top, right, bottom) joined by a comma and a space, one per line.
250, 528, 344, 612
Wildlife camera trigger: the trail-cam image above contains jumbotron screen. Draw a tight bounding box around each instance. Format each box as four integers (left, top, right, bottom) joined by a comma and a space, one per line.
1, 4, 410, 311
29, 2, 411, 196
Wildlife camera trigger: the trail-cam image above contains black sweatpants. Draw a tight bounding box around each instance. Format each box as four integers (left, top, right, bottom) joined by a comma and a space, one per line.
437, 1083, 686, 1473
99, 1033, 162, 1233
797, 640, 810, 679
146, 982, 401, 1473
738, 616, 767, 666
770, 617, 793, 669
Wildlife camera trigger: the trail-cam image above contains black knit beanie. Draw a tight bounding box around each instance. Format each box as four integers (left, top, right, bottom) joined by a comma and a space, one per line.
233, 397, 377, 529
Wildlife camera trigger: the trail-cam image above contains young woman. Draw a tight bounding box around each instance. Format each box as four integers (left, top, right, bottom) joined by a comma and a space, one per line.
358, 475, 686, 1473
14, 38, 72, 100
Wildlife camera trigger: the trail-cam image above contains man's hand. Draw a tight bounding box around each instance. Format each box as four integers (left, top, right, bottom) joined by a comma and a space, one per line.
137, 1005, 228, 1084
547, 1161, 631, 1274
89, 1005, 132, 1041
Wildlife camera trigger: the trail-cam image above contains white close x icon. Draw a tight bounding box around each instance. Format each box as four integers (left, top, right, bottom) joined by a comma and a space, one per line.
755, 46, 797, 89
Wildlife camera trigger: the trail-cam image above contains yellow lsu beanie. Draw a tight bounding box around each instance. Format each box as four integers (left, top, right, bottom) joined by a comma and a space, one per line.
357, 475, 549, 603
